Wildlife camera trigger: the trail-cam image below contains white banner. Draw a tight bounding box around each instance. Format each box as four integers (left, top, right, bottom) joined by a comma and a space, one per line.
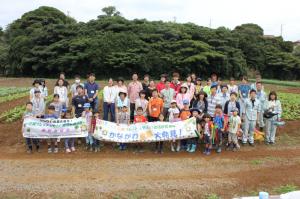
93, 117, 198, 143
22, 117, 88, 138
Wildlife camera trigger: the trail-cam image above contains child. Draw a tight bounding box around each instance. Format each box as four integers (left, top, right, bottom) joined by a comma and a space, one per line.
203, 78, 212, 96
155, 114, 165, 154
63, 109, 75, 153
194, 78, 203, 96
50, 94, 65, 118
42, 105, 59, 153
187, 108, 202, 153
23, 102, 39, 153
227, 108, 241, 151
168, 100, 180, 122
170, 111, 181, 152
203, 114, 212, 155
179, 99, 191, 150
31, 89, 45, 117
213, 104, 225, 153
134, 107, 148, 153
92, 111, 101, 152
117, 105, 130, 150
54, 78, 68, 108
82, 103, 93, 151
148, 89, 164, 122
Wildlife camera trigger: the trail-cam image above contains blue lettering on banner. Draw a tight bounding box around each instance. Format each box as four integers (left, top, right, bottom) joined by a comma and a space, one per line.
125, 133, 131, 140
132, 133, 138, 140
170, 130, 177, 138
162, 131, 169, 139
109, 132, 115, 138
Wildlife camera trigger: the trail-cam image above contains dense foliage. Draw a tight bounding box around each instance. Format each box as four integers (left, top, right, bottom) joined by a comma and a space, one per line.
0, 6, 299, 79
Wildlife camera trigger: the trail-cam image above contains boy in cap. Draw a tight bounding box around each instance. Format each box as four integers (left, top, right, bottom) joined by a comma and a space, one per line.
227, 108, 241, 151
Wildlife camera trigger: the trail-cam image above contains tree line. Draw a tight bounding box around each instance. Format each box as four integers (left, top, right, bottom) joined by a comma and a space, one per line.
0, 6, 299, 80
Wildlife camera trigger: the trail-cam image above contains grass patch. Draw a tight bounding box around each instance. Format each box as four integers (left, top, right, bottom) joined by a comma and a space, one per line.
273, 184, 298, 194
278, 133, 298, 146
205, 193, 220, 199
249, 79, 300, 87
250, 159, 264, 165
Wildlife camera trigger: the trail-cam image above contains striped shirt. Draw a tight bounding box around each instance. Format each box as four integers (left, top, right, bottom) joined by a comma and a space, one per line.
207, 94, 221, 117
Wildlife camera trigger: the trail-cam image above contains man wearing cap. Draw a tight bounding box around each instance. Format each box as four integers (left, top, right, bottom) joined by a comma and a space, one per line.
84, 73, 100, 112
72, 85, 88, 118
160, 79, 175, 119
156, 74, 167, 93
218, 84, 230, 110
207, 85, 221, 118
128, 73, 143, 121
242, 89, 261, 146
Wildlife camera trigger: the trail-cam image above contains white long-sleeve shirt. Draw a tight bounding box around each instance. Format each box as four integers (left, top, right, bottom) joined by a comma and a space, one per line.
103, 85, 118, 103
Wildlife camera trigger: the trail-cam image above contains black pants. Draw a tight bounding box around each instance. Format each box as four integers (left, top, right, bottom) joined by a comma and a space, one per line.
130, 103, 135, 122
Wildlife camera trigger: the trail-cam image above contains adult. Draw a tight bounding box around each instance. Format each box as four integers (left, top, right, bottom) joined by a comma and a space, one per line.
192, 91, 208, 113
203, 78, 212, 96
176, 85, 191, 110
70, 75, 84, 98
211, 73, 218, 87
170, 72, 181, 95
242, 89, 261, 146
264, 91, 282, 144
84, 73, 100, 112
145, 80, 156, 100
194, 78, 203, 97
115, 77, 127, 95
160, 79, 176, 118
55, 72, 69, 88
218, 85, 230, 110
207, 85, 221, 118
251, 74, 264, 91
142, 74, 150, 91
103, 78, 118, 122
183, 75, 195, 99
216, 77, 223, 94
191, 73, 197, 84
238, 76, 251, 116
156, 74, 167, 93
256, 82, 266, 131
224, 92, 241, 117
54, 78, 69, 108
72, 85, 88, 118
134, 90, 148, 117
228, 77, 238, 94
127, 73, 143, 121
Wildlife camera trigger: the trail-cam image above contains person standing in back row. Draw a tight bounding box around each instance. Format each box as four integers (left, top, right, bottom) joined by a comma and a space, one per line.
128, 73, 143, 121
84, 73, 100, 112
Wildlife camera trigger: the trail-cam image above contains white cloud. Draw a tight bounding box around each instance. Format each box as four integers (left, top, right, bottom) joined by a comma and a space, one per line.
0, 0, 299, 41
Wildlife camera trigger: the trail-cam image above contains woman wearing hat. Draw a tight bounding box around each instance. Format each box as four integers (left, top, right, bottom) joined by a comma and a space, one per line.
115, 89, 130, 115
176, 84, 191, 109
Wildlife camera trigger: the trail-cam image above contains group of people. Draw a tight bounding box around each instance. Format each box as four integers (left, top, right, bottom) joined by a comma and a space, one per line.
23, 72, 283, 155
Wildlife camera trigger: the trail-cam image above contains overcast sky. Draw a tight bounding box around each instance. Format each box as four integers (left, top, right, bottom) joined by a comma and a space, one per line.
1, 0, 299, 41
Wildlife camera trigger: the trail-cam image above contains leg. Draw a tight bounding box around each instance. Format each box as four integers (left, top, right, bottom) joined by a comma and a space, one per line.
270, 121, 277, 143
103, 102, 109, 121
64, 138, 69, 149
110, 103, 116, 122
130, 103, 135, 122
248, 120, 256, 144
258, 111, 265, 129
25, 138, 32, 151
242, 118, 250, 144
265, 119, 271, 143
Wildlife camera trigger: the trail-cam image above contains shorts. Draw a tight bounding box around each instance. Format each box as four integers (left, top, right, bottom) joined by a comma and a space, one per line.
204, 134, 212, 145
228, 133, 238, 144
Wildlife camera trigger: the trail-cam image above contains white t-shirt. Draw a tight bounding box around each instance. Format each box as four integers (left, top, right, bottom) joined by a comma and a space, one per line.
229, 115, 241, 134
168, 107, 180, 122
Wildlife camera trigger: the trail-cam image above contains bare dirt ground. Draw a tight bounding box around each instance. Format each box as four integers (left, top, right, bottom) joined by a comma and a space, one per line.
0, 78, 299, 199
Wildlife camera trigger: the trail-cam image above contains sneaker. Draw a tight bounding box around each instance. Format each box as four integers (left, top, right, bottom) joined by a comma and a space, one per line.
66, 148, 71, 153
188, 144, 196, 153
186, 144, 191, 152
48, 147, 52, 154
171, 145, 175, 152
36, 146, 40, 153
176, 145, 181, 152
71, 147, 76, 152
216, 147, 222, 153
232, 147, 237, 152
27, 148, 32, 154
89, 146, 93, 152
265, 141, 269, 145
206, 149, 211, 155
203, 149, 207, 154
54, 147, 59, 153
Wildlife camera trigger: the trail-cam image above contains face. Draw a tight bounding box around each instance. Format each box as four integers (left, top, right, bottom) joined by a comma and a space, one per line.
152, 91, 158, 98
186, 76, 192, 82
191, 74, 196, 79
26, 104, 33, 111
222, 87, 228, 93
173, 76, 179, 82
149, 81, 155, 87
230, 94, 236, 101
77, 87, 83, 95
35, 92, 41, 98
160, 76, 166, 82
118, 80, 123, 86
211, 74, 217, 81
250, 92, 256, 98
215, 108, 222, 114
54, 96, 59, 102
94, 113, 99, 118
183, 104, 189, 109
174, 113, 179, 118
89, 75, 95, 82
207, 80, 211, 85
233, 111, 238, 116
140, 93, 146, 99
204, 117, 210, 122
211, 87, 216, 94
122, 107, 128, 112
75, 78, 80, 83
58, 80, 64, 86
256, 83, 262, 91
108, 79, 113, 86
144, 76, 149, 82
137, 109, 143, 115
242, 78, 247, 84
120, 93, 126, 99
48, 109, 55, 114
165, 81, 170, 88
171, 103, 176, 108
270, 94, 276, 100
60, 74, 65, 79
132, 74, 138, 81
196, 80, 201, 85
34, 83, 39, 87
230, 79, 235, 85
180, 87, 187, 93
199, 94, 204, 100
192, 111, 199, 117
159, 115, 164, 121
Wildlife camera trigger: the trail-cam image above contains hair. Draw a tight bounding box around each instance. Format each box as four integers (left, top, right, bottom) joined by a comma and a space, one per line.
136, 106, 144, 111
215, 104, 222, 110
58, 78, 64, 83
74, 75, 80, 79
179, 86, 187, 94
221, 84, 228, 89
250, 89, 257, 94
144, 74, 150, 78
139, 90, 147, 97
203, 113, 211, 120
256, 81, 262, 85
230, 77, 235, 81
197, 91, 207, 101
89, 73, 95, 77
152, 89, 158, 94
60, 72, 65, 76
268, 91, 278, 101
241, 76, 248, 81
53, 94, 60, 98
207, 78, 211, 82
26, 101, 33, 106
230, 92, 238, 97
76, 85, 84, 90
172, 72, 180, 78
48, 105, 55, 110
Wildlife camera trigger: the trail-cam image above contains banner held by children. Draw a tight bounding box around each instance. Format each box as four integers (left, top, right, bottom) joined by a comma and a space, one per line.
22, 117, 88, 138
93, 117, 197, 143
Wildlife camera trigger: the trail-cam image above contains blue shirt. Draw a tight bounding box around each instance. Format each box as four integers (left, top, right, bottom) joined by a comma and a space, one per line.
238, 84, 251, 98
213, 114, 224, 129
84, 82, 99, 98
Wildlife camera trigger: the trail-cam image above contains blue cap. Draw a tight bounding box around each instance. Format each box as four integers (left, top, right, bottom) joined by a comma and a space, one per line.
62, 108, 67, 113
83, 103, 91, 108
183, 99, 189, 105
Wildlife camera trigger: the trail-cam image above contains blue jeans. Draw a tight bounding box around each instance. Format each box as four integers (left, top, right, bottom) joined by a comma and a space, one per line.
86, 134, 94, 145
103, 102, 115, 122
64, 138, 75, 149
90, 98, 99, 112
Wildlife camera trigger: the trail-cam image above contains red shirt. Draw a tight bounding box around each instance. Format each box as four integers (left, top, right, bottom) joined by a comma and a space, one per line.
134, 115, 147, 123
91, 118, 97, 133
156, 82, 166, 93
170, 81, 181, 95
